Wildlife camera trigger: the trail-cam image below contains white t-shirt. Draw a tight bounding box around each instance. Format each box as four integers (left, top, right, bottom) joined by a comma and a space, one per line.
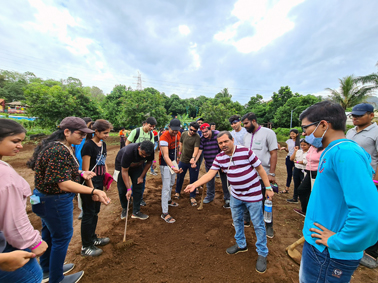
286, 139, 296, 156
294, 149, 307, 170
231, 127, 247, 146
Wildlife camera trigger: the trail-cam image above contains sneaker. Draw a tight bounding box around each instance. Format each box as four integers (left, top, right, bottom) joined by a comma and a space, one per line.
232, 222, 251, 228
42, 263, 75, 282
223, 200, 230, 208
121, 209, 127, 219
93, 237, 110, 246
140, 199, 147, 206
226, 244, 248, 255
203, 198, 213, 204
360, 253, 378, 269
256, 255, 267, 273
294, 208, 306, 217
60, 271, 84, 283
131, 211, 149, 220
151, 172, 158, 176
266, 226, 274, 239
81, 245, 103, 257
286, 198, 298, 203
78, 210, 83, 220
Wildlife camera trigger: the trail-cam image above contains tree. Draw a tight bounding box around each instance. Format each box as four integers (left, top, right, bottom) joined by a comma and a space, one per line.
89, 86, 105, 102
355, 63, 378, 92
199, 100, 233, 131
215, 88, 232, 99
176, 114, 194, 127
326, 75, 375, 110
265, 86, 298, 122
0, 70, 38, 102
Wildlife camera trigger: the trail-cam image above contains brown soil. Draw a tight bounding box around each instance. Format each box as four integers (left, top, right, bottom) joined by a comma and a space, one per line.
3, 141, 377, 283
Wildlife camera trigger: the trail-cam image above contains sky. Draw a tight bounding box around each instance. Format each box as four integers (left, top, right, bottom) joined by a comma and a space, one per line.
1, 0, 378, 104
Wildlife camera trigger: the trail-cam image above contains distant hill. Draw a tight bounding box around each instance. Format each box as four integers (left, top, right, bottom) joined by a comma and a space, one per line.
366, 96, 378, 108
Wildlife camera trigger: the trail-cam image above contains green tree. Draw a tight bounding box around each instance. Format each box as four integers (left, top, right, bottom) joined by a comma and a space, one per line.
214, 88, 232, 99
199, 101, 233, 131
326, 75, 375, 110
0, 70, 38, 102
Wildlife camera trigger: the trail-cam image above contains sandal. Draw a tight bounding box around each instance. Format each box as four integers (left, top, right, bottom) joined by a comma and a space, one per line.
161, 213, 176, 223
279, 190, 289, 194
168, 200, 179, 207
190, 198, 197, 206
174, 193, 180, 199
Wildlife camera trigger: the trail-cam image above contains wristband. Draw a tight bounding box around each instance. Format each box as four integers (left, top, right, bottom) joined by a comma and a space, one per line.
127, 188, 132, 192
171, 166, 175, 168
153, 160, 156, 163
91, 188, 96, 195
81, 171, 85, 177
265, 186, 273, 191
296, 161, 299, 164
31, 241, 42, 250
179, 152, 181, 155
374, 180, 378, 184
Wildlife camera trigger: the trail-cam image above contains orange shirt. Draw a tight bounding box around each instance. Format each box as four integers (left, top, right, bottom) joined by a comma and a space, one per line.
159, 131, 181, 165
119, 130, 125, 137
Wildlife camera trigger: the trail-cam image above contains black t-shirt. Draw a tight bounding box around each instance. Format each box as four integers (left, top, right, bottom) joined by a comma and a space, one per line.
118, 143, 154, 170
82, 139, 107, 187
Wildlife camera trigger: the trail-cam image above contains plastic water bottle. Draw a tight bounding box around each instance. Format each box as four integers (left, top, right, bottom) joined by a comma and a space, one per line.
264, 198, 272, 223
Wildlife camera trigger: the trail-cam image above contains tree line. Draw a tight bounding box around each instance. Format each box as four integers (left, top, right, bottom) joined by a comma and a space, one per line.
1, 67, 377, 130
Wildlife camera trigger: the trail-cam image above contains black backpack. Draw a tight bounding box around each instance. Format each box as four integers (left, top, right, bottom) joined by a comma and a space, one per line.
133, 127, 153, 143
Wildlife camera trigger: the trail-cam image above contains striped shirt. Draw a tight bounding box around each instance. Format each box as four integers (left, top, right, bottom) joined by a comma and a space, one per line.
199, 130, 220, 168
211, 146, 262, 202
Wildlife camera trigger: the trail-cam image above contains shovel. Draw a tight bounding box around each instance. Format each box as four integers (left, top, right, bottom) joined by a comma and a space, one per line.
116, 199, 134, 249
197, 184, 207, 211
285, 236, 305, 265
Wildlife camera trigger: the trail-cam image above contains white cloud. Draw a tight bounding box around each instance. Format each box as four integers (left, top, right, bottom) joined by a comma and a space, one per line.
179, 25, 191, 35
189, 43, 201, 69
215, 0, 305, 53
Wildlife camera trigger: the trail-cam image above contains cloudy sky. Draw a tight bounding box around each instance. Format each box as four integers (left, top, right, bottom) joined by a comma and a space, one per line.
1, 0, 377, 104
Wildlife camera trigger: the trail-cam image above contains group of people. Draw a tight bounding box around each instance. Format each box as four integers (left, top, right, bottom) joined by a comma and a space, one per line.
1, 101, 378, 283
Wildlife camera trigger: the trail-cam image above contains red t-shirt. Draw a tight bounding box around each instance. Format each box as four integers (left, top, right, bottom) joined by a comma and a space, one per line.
159, 131, 181, 166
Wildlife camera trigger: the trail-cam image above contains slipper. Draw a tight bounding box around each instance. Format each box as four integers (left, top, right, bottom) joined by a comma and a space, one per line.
190, 198, 197, 206
168, 200, 179, 207
161, 213, 176, 223
279, 190, 289, 194
174, 193, 180, 199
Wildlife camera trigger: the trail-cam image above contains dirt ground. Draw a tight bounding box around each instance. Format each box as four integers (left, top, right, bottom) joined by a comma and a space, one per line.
3, 139, 377, 283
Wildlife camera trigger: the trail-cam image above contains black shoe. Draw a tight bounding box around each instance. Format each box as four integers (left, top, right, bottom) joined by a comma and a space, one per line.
256, 255, 267, 273
226, 244, 248, 255
42, 263, 75, 282
286, 198, 298, 203
266, 226, 274, 239
140, 199, 146, 206
60, 271, 84, 283
223, 200, 230, 208
81, 245, 103, 257
93, 237, 110, 246
121, 209, 127, 219
131, 211, 149, 220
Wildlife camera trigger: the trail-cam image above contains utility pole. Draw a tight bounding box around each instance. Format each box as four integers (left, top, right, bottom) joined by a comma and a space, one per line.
133, 72, 143, 91
290, 107, 298, 129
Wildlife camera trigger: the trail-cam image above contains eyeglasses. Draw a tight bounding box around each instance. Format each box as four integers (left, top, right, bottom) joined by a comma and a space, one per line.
301, 121, 321, 132
189, 128, 197, 133
74, 131, 87, 137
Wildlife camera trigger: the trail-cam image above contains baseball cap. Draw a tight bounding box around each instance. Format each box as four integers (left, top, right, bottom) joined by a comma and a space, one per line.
169, 118, 181, 131
200, 123, 210, 131
351, 103, 374, 115
59, 117, 94, 133
196, 117, 204, 122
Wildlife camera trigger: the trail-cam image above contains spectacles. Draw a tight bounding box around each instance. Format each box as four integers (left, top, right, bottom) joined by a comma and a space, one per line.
74, 131, 87, 137
189, 128, 197, 133
301, 121, 321, 132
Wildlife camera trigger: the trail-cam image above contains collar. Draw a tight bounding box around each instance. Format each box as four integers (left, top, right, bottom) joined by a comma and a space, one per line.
355, 122, 377, 133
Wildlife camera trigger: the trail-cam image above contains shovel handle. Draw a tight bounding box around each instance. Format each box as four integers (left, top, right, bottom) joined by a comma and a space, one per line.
123, 199, 130, 242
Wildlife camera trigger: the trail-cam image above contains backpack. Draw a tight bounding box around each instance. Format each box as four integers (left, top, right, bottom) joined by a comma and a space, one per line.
133, 127, 153, 143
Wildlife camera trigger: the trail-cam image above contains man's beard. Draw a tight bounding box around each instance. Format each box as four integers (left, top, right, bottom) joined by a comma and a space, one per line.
246, 124, 255, 133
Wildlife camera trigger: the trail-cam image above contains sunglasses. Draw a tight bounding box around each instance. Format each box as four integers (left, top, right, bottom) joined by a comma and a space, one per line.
301, 121, 321, 132
189, 128, 197, 133
350, 114, 365, 118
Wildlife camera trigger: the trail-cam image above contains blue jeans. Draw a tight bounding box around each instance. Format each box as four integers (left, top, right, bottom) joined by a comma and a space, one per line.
0, 244, 42, 283
32, 189, 75, 283
299, 241, 360, 283
204, 166, 230, 201
230, 196, 268, 257
175, 161, 199, 198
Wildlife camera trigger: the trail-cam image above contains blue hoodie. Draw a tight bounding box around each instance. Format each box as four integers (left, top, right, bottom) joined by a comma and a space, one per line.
303, 139, 378, 260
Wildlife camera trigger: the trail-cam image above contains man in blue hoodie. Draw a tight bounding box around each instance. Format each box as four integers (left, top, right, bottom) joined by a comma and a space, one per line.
299, 101, 378, 283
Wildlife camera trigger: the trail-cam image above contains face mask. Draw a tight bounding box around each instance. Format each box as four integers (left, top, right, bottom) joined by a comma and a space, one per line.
305, 123, 328, 148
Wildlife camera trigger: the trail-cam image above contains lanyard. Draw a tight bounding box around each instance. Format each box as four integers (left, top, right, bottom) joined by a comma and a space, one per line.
249, 126, 261, 151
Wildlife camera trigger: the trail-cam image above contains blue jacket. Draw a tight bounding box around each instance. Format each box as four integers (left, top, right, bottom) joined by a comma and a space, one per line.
303, 139, 378, 260
72, 138, 86, 170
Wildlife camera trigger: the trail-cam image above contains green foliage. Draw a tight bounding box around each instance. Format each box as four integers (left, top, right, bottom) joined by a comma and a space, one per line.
0, 70, 39, 102
199, 101, 233, 131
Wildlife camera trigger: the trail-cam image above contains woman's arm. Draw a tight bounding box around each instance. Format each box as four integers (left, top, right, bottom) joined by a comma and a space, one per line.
58, 181, 110, 204
82, 155, 94, 188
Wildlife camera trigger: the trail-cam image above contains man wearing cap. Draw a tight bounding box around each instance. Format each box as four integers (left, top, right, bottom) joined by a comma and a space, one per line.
159, 119, 183, 223
194, 123, 231, 207
229, 114, 247, 146
346, 103, 378, 269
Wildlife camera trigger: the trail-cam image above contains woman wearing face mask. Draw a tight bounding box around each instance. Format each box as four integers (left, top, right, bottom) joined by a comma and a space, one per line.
0, 119, 48, 283
280, 129, 300, 194
80, 119, 113, 257
27, 117, 110, 283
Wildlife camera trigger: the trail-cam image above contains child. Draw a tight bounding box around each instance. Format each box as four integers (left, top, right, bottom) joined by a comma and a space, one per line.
81, 119, 113, 257
287, 138, 310, 203
119, 127, 126, 149
280, 129, 300, 193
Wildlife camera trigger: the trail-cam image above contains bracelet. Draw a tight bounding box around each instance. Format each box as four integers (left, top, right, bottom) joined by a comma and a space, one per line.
374, 180, 378, 184
171, 166, 175, 168
179, 152, 181, 155
91, 188, 96, 195
296, 161, 299, 164
31, 241, 42, 250
127, 188, 132, 192
80, 171, 85, 177
265, 186, 272, 191
153, 160, 156, 163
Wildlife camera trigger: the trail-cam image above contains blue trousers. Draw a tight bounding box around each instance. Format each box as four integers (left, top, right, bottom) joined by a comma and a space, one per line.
32, 190, 75, 283
0, 244, 42, 283
175, 161, 199, 198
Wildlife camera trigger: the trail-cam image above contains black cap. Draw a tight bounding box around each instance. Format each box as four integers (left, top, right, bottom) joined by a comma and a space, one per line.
196, 117, 204, 122
169, 118, 181, 131
351, 103, 374, 115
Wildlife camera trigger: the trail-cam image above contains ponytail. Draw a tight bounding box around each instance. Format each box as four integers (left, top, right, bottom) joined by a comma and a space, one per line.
87, 119, 113, 140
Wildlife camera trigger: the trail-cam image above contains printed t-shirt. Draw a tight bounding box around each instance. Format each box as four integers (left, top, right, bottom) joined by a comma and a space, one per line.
346, 122, 378, 172
127, 127, 154, 143
82, 139, 107, 187
211, 146, 262, 202
180, 131, 200, 163
243, 127, 277, 174
35, 143, 80, 194
159, 131, 181, 166
231, 127, 247, 146
199, 130, 221, 169
118, 143, 154, 170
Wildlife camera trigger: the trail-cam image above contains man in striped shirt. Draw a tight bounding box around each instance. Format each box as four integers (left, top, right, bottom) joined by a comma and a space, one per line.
194, 123, 230, 208
185, 131, 274, 273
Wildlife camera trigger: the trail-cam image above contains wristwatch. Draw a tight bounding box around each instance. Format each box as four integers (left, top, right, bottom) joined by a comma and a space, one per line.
268, 173, 276, 177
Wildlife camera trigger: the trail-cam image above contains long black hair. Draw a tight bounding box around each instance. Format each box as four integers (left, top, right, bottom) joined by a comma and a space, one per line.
0, 119, 26, 142
290, 129, 301, 147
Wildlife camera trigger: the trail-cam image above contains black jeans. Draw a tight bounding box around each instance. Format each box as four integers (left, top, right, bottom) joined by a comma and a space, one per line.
244, 181, 272, 228
117, 166, 144, 214
81, 187, 102, 247
285, 156, 294, 187
297, 170, 317, 213
292, 167, 304, 201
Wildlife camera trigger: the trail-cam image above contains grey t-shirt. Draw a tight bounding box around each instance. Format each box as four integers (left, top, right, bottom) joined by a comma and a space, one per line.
346, 122, 378, 171
231, 127, 247, 146
244, 127, 278, 174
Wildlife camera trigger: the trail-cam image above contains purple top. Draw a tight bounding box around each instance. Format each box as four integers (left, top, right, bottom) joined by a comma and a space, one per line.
199, 130, 220, 168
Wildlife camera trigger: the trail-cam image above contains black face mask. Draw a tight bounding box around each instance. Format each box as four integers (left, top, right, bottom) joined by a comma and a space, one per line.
246, 123, 255, 133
